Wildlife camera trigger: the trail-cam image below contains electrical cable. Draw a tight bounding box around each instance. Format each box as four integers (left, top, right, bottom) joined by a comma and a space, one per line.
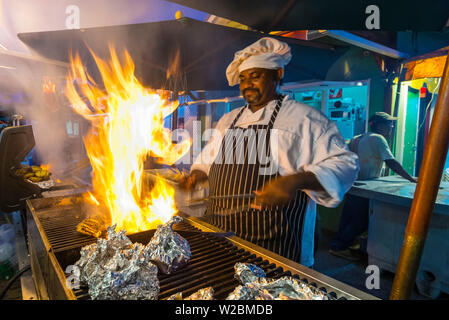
417, 78, 441, 133
0, 265, 31, 300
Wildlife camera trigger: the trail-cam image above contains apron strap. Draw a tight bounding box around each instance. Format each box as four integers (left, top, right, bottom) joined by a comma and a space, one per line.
229, 95, 285, 130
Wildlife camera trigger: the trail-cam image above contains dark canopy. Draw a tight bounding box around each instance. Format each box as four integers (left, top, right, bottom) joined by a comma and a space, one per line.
18, 18, 348, 91
167, 0, 449, 31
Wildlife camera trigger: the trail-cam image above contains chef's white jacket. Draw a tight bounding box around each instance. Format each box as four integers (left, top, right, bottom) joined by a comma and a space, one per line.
191, 95, 359, 267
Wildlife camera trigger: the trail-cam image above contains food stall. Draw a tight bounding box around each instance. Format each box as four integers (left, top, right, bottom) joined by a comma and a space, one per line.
0, 18, 381, 301
2, 0, 448, 299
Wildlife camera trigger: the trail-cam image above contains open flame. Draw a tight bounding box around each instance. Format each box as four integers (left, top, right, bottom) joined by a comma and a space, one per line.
65, 46, 191, 233
40, 163, 51, 171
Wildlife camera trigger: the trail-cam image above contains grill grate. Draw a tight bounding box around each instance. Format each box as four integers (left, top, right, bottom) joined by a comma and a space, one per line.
33, 204, 345, 300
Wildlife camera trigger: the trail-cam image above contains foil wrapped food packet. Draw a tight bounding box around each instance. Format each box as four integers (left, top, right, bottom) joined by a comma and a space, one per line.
227, 277, 329, 300
185, 287, 214, 300
234, 263, 266, 285
167, 287, 215, 300
147, 216, 191, 274
75, 225, 159, 300
226, 283, 273, 300
227, 263, 329, 300
257, 277, 330, 300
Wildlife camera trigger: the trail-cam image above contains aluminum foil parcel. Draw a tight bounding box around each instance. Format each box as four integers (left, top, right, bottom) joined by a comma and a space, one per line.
234, 262, 266, 285
75, 226, 159, 300
147, 215, 191, 274
227, 263, 329, 300
167, 287, 215, 300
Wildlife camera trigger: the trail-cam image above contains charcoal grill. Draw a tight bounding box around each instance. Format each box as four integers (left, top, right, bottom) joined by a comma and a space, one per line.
26, 194, 378, 300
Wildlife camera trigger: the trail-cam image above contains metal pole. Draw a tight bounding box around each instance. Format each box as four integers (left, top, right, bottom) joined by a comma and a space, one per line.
390, 52, 449, 300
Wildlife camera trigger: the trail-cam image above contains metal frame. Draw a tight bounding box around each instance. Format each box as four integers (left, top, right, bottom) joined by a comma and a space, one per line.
25, 196, 378, 300
26, 199, 77, 300
187, 217, 378, 300
323, 30, 409, 59
390, 51, 449, 299
12, 210, 37, 300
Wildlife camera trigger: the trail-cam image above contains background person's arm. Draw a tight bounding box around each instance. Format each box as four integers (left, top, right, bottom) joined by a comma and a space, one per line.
384, 159, 417, 183
372, 134, 417, 183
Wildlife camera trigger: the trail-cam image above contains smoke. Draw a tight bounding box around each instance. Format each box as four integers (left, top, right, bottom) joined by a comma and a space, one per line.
8, 61, 84, 178
0, 0, 210, 179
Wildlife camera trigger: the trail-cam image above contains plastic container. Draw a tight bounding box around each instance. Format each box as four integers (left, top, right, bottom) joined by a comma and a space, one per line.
0, 224, 15, 243
0, 240, 15, 280
0, 240, 14, 262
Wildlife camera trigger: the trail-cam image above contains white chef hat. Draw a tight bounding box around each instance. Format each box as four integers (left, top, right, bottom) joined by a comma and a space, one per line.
226, 37, 292, 87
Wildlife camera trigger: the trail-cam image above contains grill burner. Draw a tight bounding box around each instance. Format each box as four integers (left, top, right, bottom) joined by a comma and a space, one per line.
27, 195, 378, 300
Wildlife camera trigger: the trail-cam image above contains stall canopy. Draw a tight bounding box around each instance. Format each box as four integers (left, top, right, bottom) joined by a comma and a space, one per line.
403, 46, 449, 81
17, 18, 349, 91
167, 0, 449, 31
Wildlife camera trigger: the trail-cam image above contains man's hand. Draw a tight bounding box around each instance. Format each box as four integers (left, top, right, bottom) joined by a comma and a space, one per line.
385, 159, 417, 184
251, 175, 298, 209
178, 170, 208, 191
251, 172, 324, 210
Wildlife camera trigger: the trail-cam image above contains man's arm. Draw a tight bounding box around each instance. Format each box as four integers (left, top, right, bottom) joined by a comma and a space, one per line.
372, 134, 417, 183
252, 171, 324, 209
384, 159, 417, 183
178, 169, 208, 190
253, 120, 359, 209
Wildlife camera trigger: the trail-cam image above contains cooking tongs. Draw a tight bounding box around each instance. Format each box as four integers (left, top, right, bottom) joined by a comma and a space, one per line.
187, 193, 255, 204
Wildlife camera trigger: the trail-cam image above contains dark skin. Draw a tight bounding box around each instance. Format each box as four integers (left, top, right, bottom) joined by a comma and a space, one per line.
179, 68, 325, 209
372, 121, 417, 183
239, 68, 282, 112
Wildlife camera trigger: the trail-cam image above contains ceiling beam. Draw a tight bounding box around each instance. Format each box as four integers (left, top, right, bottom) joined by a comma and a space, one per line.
324, 30, 409, 59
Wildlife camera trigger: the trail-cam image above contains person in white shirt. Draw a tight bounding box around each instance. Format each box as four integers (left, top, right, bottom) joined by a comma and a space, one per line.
349, 112, 417, 181
329, 112, 417, 260
180, 37, 359, 268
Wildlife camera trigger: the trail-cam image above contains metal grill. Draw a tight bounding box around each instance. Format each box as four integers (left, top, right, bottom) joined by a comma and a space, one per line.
26, 196, 378, 300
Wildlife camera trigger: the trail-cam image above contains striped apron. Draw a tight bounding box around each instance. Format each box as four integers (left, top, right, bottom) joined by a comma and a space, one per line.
206, 96, 309, 263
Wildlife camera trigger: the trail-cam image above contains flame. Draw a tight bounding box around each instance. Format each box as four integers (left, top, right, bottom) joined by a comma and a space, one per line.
42, 78, 56, 94
41, 163, 51, 171
65, 46, 191, 233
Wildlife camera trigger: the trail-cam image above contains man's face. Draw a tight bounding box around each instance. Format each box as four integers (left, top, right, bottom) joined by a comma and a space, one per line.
239, 68, 279, 107
376, 121, 395, 137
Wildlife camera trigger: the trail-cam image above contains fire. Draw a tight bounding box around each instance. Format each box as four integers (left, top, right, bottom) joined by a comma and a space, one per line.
65, 46, 191, 233
41, 164, 51, 171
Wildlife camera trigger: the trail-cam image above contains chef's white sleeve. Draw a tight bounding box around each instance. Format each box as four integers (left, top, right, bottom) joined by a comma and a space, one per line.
300, 121, 359, 208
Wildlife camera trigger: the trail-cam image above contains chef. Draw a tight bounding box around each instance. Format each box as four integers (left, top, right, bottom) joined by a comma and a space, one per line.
180, 37, 359, 268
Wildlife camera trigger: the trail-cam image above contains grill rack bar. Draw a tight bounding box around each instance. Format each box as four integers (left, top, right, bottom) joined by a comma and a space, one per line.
26, 196, 379, 300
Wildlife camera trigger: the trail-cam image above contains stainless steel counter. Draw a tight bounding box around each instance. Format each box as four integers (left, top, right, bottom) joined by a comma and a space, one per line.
348, 176, 449, 215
